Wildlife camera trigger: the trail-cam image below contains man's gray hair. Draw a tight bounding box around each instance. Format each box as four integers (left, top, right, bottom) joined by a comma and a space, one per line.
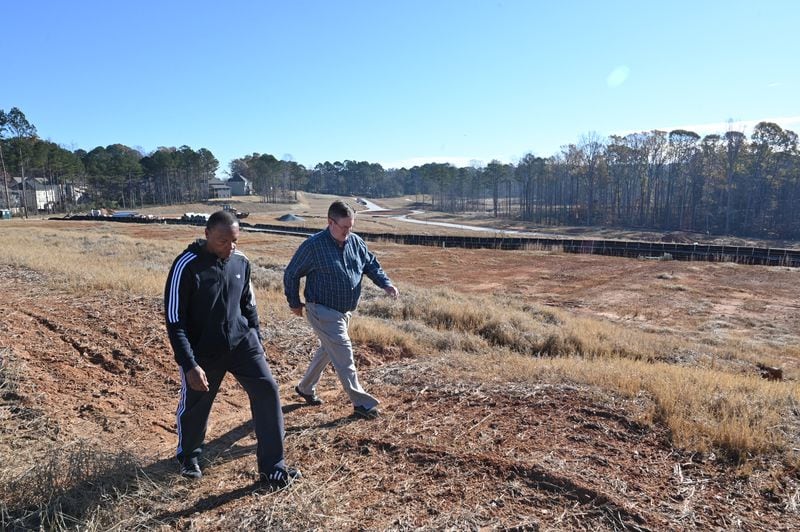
328, 200, 354, 220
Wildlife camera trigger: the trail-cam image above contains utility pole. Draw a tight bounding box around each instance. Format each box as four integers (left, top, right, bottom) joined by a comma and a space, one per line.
19, 154, 27, 218
0, 144, 9, 210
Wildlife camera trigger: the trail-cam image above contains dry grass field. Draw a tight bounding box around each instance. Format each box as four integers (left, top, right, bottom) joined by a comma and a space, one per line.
2, 194, 800, 530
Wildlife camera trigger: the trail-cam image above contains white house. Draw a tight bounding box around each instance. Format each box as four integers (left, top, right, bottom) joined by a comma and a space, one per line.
8, 177, 87, 212
207, 179, 232, 199
227, 173, 253, 196
10, 177, 60, 211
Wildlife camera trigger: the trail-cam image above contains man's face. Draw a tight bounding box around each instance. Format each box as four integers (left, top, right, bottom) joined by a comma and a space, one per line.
205, 223, 240, 259
328, 215, 354, 244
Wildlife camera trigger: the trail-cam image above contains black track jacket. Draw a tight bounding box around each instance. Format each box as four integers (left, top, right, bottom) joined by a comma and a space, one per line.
164, 239, 260, 372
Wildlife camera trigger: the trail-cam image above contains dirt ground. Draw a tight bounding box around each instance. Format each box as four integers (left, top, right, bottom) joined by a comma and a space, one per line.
2, 214, 800, 530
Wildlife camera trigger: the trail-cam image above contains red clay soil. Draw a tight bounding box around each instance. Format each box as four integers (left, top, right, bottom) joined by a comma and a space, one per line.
2, 242, 800, 530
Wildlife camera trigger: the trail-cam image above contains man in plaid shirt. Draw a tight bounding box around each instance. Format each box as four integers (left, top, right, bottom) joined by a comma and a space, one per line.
283, 200, 399, 419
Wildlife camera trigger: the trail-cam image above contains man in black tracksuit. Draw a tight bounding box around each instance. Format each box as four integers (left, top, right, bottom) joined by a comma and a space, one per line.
164, 210, 300, 487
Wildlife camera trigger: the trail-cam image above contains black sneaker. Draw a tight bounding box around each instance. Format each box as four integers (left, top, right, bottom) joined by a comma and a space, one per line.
179, 456, 202, 479
260, 466, 302, 488
295, 385, 323, 405
353, 405, 380, 419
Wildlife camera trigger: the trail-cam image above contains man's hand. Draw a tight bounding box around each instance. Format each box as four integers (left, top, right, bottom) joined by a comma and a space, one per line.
186, 366, 209, 392
290, 304, 305, 317
384, 285, 400, 298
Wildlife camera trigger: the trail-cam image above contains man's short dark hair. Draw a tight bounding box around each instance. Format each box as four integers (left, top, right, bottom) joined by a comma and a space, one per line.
328, 200, 354, 220
207, 210, 239, 230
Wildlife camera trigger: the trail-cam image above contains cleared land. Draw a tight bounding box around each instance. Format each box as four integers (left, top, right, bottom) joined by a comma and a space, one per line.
1, 195, 800, 530
131, 191, 800, 247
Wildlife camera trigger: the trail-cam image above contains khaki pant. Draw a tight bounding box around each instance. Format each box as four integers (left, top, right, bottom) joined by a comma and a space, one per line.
297, 302, 379, 409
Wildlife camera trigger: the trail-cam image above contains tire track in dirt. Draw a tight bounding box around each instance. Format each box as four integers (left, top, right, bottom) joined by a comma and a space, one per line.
282, 375, 674, 529
19, 309, 131, 375
0, 267, 183, 448
290, 361, 792, 530
341, 436, 658, 530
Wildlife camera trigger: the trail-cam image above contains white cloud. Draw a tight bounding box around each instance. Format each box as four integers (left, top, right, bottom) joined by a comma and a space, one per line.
606, 66, 630, 88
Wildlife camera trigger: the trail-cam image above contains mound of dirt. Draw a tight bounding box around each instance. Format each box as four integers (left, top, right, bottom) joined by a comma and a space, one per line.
277, 213, 305, 222
660, 231, 696, 243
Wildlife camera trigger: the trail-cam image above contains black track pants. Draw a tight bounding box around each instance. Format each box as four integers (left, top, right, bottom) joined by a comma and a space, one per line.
175, 330, 286, 474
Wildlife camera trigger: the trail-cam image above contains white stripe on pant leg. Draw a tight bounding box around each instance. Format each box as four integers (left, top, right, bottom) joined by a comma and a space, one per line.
176, 369, 188, 456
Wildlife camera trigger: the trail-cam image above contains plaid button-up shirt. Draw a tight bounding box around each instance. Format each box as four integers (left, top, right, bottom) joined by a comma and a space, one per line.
283, 229, 393, 313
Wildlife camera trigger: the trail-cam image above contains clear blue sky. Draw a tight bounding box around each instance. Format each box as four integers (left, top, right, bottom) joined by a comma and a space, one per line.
3, 0, 799, 176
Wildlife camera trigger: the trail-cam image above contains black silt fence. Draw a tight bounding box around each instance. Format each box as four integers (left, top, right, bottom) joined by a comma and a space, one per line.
61, 216, 800, 267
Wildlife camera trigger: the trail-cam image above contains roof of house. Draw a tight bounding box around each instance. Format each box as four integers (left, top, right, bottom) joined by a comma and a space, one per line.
10, 177, 54, 189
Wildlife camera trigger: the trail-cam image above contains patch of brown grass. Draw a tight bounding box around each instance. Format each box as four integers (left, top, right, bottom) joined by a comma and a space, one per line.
0, 224, 182, 297
359, 286, 685, 361
354, 286, 800, 460
448, 351, 800, 462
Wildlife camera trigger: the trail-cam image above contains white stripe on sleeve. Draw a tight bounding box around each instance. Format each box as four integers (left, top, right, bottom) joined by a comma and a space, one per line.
167, 252, 196, 323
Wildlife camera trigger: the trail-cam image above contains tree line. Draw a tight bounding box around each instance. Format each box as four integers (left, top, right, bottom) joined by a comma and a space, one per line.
2, 106, 799, 239
0, 108, 222, 214
295, 124, 800, 239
